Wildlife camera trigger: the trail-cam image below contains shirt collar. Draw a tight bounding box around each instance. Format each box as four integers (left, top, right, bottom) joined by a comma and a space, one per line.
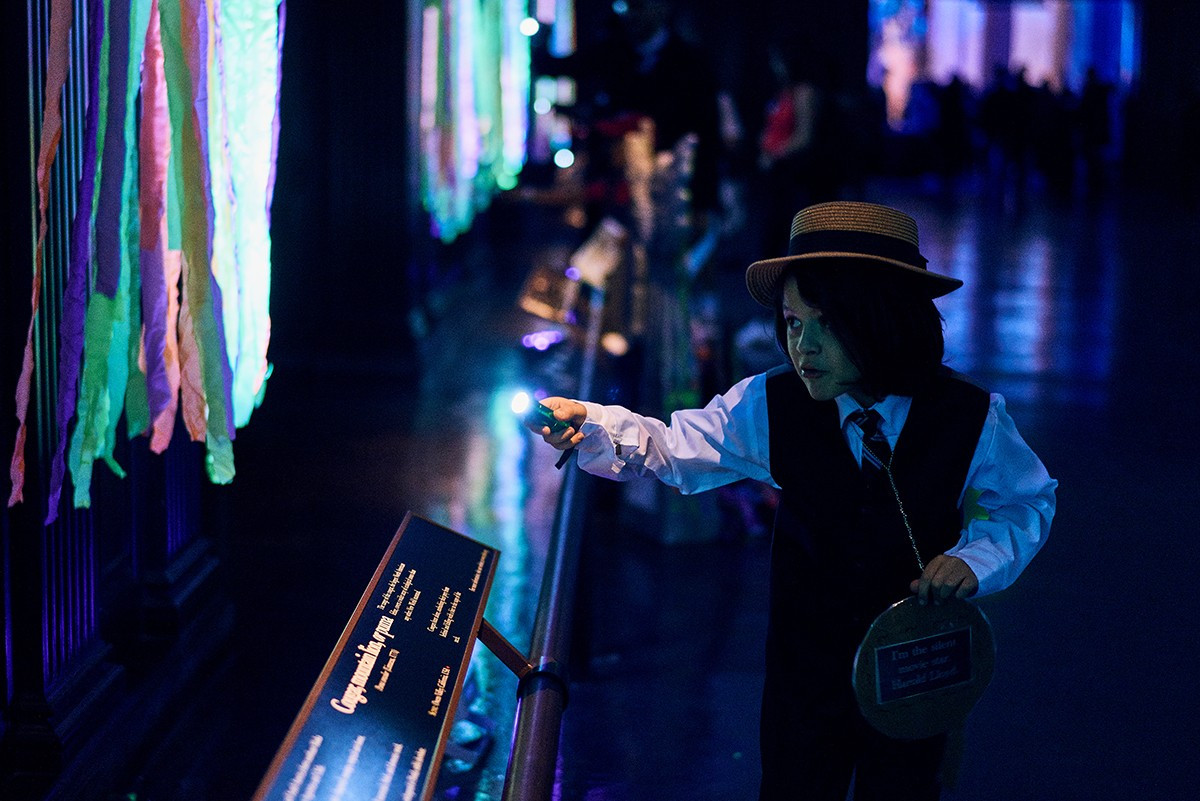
835, 393, 913, 437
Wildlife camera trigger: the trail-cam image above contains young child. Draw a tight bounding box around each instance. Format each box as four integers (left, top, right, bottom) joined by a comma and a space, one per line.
529, 201, 1056, 801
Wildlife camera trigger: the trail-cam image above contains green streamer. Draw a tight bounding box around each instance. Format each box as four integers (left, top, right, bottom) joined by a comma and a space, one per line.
159, 0, 236, 483
112, 0, 154, 446
67, 0, 113, 508
211, 0, 279, 427
71, 0, 154, 507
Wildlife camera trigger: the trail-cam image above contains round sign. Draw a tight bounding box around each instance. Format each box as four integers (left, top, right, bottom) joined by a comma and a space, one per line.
852, 596, 995, 740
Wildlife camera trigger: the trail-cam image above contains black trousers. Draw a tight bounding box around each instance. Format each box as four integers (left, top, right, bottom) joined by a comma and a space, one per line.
758, 656, 947, 801
760, 536, 946, 800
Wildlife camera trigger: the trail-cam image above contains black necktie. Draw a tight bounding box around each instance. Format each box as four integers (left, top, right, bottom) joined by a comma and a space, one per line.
850, 408, 927, 570
851, 409, 891, 488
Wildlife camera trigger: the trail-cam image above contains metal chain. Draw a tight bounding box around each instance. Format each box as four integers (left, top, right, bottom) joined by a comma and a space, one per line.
861, 441, 925, 572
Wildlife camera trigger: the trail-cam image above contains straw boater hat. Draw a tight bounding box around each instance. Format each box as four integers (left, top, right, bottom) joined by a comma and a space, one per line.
745, 201, 962, 307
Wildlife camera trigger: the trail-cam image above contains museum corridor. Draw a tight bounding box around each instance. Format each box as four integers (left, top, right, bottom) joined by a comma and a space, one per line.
118, 179, 1200, 801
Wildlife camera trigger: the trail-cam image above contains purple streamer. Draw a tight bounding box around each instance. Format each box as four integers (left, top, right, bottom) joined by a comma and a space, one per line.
139, 244, 173, 416
47, 0, 105, 524
93, 0, 132, 298
266, 0, 285, 225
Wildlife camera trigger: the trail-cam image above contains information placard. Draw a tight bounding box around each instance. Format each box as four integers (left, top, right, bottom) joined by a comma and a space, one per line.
253, 513, 499, 801
874, 627, 972, 704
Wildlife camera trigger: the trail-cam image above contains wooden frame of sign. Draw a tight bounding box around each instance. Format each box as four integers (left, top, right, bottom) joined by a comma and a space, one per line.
852, 597, 995, 740
252, 512, 520, 801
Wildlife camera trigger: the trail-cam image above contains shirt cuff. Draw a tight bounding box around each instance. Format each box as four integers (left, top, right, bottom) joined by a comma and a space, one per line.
576, 401, 627, 476
945, 538, 1010, 598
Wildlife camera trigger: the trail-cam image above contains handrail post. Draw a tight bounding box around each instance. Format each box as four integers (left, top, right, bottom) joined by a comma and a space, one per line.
500, 283, 605, 801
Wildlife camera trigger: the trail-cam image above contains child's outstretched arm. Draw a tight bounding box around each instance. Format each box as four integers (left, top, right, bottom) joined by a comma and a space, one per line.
524, 375, 776, 493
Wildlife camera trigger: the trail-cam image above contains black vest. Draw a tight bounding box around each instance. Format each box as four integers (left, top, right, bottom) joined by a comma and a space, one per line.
764, 366, 989, 644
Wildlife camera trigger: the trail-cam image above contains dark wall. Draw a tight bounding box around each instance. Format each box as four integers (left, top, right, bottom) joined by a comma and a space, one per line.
0, 0, 33, 748
1, 0, 33, 450
268, 1, 418, 367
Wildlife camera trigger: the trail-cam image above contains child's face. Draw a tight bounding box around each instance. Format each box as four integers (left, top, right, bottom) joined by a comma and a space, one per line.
781, 276, 871, 406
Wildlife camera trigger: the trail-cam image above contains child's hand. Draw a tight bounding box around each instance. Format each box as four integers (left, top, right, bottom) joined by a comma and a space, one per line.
910, 555, 979, 605
528, 397, 588, 450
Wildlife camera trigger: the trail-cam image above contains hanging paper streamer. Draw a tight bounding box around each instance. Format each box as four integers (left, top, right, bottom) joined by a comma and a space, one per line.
70, 0, 154, 510
160, 0, 237, 483
209, 0, 280, 427
137, 0, 182, 453
45, 0, 107, 524
419, 0, 532, 242
9, 0, 284, 518
498, 0, 531, 186
8, 0, 74, 508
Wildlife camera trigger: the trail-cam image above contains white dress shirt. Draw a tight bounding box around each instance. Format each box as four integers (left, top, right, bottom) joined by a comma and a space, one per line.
573, 371, 1057, 597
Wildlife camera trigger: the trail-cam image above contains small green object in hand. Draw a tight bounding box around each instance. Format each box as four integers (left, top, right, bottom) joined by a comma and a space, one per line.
525, 402, 569, 433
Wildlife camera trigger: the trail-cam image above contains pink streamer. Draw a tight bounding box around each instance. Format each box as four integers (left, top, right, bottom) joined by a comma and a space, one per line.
9, 0, 74, 508
139, 0, 179, 448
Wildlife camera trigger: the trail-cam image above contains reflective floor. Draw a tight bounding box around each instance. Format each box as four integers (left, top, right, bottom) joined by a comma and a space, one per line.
125, 178, 1200, 801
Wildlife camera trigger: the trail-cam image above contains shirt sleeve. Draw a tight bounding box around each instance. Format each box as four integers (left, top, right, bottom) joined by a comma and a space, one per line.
945, 394, 1057, 597
571, 373, 777, 493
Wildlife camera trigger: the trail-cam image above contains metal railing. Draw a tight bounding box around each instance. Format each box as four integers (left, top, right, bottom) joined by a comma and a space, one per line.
499, 283, 606, 801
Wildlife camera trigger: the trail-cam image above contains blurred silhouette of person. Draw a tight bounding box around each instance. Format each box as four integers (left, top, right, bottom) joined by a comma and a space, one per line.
1008, 67, 1036, 198
1079, 66, 1115, 196
933, 75, 973, 182
978, 65, 1010, 175
979, 65, 1035, 203
756, 44, 835, 254
1032, 79, 1076, 199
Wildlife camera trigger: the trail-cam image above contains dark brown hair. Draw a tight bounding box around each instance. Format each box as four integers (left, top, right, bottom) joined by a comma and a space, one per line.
772, 260, 946, 398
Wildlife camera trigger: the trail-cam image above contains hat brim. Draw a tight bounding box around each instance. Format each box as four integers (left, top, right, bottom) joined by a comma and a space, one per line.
744, 252, 964, 308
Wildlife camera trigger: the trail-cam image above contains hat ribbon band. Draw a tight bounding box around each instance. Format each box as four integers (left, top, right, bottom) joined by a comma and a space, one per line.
788, 229, 927, 268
